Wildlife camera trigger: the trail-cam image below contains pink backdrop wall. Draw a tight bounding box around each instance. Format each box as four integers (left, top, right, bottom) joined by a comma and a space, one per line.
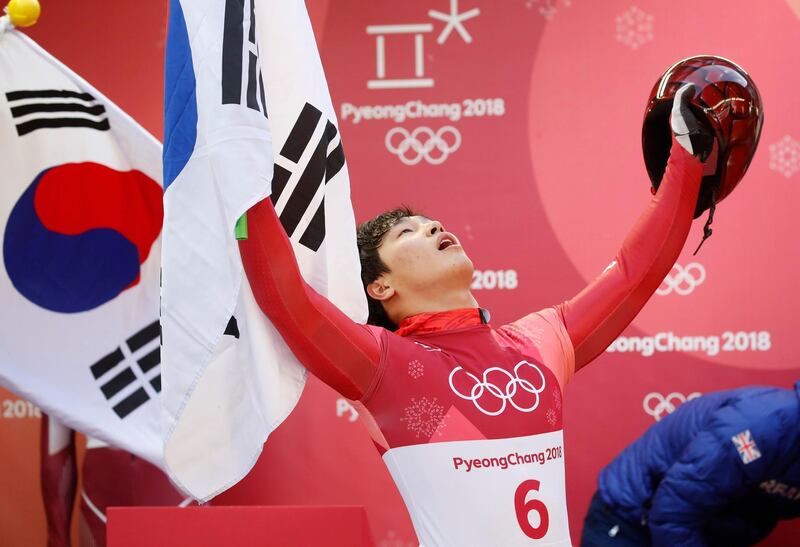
2, 1, 799, 545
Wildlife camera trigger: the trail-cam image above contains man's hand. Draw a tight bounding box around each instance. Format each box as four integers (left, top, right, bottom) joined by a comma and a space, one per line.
671, 83, 715, 162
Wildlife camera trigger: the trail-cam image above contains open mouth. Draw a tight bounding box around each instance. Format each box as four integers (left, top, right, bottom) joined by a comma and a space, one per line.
438, 236, 457, 251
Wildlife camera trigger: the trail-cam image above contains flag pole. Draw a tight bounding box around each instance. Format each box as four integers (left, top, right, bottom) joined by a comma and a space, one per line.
235, 213, 248, 240
1, 0, 41, 33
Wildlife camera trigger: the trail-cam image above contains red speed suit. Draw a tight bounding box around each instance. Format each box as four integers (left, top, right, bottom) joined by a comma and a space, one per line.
239, 137, 703, 546
39, 415, 190, 547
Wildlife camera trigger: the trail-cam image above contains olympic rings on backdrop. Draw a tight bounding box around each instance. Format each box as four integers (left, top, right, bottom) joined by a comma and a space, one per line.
656, 262, 706, 296
385, 126, 462, 165
448, 360, 546, 416
643, 391, 702, 421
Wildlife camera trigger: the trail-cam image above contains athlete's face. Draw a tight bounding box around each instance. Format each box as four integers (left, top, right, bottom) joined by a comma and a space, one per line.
374, 216, 474, 298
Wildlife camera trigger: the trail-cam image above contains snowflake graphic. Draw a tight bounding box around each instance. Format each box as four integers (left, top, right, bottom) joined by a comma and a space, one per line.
525, 0, 572, 20
616, 6, 654, 50
401, 397, 448, 438
552, 387, 562, 412
769, 135, 800, 178
407, 359, 424, 379
546, 408, 558, 427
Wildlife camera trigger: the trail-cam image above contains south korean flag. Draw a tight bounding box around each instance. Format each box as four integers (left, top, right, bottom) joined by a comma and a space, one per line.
0, 29, 164, 466
161, 0, 366, 501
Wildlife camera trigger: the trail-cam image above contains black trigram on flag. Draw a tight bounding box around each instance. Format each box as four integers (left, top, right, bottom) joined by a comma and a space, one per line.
221, 0, 267, 116
90, 321, 161, 419
5, 89, 110, 136
224, 315, 240, 338
272, 103, 345, 252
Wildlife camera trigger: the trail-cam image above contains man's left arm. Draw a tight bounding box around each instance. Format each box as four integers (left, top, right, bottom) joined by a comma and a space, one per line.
557, 86, 705, 371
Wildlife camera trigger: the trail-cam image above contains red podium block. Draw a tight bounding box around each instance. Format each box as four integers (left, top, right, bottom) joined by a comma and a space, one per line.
107, 505, 375, 547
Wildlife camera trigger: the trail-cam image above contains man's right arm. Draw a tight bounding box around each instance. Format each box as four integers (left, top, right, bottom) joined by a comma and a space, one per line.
239, 199, 382, 400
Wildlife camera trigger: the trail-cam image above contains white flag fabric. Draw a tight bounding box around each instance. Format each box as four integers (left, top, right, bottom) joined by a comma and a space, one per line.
0, 29, 164, 465
161, 0, 366, 500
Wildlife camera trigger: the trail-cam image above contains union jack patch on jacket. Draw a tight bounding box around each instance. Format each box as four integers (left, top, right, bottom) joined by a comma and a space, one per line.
731, 429, 762, 464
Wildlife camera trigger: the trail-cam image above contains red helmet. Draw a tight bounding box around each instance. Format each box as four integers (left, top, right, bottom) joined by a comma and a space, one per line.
642, 55, 764, 218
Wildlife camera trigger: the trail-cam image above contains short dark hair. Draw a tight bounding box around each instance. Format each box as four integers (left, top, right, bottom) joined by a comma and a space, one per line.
356, 206, 416, 330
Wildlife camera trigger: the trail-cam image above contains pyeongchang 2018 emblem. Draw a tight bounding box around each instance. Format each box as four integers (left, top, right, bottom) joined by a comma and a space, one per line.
448, 360, 545, 416
339, 0, 509, 167
3, 162, 163, 313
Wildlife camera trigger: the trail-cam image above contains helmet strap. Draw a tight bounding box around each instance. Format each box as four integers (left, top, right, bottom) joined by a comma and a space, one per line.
692, 187, 717, 255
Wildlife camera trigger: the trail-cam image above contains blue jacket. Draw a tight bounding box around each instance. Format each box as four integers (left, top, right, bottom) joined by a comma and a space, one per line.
598, 381, 800, 547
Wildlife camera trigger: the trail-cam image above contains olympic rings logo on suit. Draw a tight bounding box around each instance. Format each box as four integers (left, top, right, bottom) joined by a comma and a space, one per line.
385, 126, 461, 165
643, 391, 702, 421
656, 262, 706, 296
448, 360, 546, 417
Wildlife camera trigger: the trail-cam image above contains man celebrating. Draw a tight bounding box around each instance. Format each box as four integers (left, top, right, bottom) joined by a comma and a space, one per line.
582, 381, 800, 547
239, 83, 709, 546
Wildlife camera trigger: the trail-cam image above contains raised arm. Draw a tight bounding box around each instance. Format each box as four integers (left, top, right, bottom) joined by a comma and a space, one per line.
239, 199, 382, 400
40, 414, 77, 547
557, 137, 702, 370
558, 86, 706, 371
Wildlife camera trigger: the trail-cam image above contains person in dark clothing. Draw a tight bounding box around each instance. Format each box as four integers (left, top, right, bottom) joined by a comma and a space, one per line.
581, 381, 800, 547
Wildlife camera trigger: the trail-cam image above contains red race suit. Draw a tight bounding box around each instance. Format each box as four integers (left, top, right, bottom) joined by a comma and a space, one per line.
40, 416, 191, 547
240, 137, 702, 546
